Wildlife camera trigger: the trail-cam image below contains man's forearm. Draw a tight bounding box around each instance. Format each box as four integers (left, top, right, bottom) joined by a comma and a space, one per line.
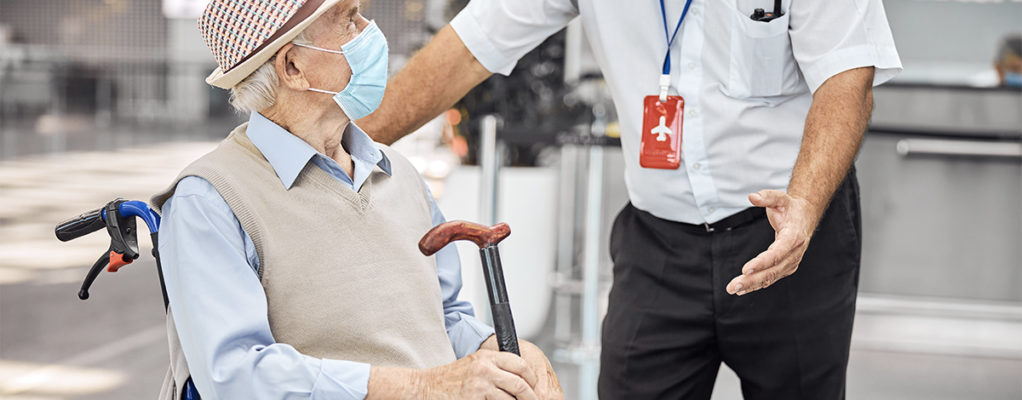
366, 366, 422, 399
787, 66, 875, 228
357, 24, 492, 145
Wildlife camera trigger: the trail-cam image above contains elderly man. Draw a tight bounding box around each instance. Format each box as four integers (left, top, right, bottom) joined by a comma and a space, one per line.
152, 0, 561, 399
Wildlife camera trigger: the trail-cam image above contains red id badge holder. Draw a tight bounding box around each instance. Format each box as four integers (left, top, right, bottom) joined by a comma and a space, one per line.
640, 95, 684, 169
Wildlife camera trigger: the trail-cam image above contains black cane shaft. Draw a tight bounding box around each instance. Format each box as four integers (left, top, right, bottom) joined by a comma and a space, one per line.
479, 247, 519, 355
491, 302, 520, 355
480, 247, 509, 303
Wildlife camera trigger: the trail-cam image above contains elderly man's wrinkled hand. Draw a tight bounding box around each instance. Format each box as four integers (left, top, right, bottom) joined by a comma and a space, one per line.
726, 190, 816, 296
518, 340, 564, 400
417, 348, 539, 399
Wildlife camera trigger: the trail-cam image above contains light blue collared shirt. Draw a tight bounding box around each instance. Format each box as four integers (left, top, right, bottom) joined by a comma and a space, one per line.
159, 113, 494, 400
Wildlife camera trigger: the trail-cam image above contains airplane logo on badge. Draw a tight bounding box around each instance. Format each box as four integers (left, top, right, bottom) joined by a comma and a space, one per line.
650, 116, 671, 142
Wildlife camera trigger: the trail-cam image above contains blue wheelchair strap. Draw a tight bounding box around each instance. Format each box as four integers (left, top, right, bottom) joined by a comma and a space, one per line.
182, 378, 200, 400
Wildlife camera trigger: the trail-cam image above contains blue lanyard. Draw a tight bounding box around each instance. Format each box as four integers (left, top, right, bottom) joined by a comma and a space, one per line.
658, 0, 694, 100
660, 0, 694, 75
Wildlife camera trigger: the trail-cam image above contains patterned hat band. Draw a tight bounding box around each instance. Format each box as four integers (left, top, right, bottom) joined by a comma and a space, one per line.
200, 0, 343, 88
200, 0, 326, 73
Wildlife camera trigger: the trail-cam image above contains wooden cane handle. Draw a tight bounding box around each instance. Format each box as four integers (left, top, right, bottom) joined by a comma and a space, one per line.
419, 221, 511, 256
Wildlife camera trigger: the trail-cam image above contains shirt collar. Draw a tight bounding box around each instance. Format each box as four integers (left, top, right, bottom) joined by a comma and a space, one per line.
246, 112, 392, 190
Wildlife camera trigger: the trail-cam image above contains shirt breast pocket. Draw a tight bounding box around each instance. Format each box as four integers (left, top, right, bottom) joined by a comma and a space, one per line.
724, 4, 802, 99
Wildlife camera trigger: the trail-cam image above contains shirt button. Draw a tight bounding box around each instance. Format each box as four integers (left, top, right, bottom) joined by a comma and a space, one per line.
687, 62, 697, 70
689, 109, 699, 117
692, 162, 701, 170
708, 207, 716, 214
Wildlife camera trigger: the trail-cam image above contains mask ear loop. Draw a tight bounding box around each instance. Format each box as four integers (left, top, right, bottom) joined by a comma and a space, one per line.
293, 42, 345, 55
307, 88, 339, 95
292, 43, 345, 95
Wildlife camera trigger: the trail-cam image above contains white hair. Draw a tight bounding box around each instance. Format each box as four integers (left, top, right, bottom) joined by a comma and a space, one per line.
228, 30, 312, 113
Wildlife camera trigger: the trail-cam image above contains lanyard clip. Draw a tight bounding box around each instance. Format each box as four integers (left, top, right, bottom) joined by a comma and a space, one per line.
658, 74, 671, 102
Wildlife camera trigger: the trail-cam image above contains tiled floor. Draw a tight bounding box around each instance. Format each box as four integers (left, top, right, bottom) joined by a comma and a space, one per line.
0, 140, 217, 399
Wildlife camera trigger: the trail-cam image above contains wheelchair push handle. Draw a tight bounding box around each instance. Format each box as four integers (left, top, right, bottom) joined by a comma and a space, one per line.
55, 208, 106, 242
55, 198, 190, 396
54, 199, 163, 301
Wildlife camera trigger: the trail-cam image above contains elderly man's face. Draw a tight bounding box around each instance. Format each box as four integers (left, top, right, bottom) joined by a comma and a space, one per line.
292, 0, 369, 96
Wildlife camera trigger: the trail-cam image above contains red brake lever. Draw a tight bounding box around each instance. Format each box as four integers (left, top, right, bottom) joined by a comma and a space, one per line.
107, 251, 134, 272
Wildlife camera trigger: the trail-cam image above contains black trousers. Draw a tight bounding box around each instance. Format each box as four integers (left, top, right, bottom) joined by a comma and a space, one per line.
598, 171, 861, 400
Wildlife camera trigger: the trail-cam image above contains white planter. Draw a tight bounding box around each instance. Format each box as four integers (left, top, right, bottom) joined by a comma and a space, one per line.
436, 166, 557, 340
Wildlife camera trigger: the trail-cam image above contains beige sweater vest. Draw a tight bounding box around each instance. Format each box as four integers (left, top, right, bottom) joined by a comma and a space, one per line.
152, 123, 456, 399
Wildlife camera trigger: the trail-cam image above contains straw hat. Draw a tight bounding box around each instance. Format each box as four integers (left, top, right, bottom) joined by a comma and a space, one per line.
198, 0, 342, 89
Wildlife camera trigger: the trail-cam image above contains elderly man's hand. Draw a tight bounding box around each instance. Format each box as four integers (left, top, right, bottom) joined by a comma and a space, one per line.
415, 348, 540, 399
726, 190, 818, 296
515, 340, 564, 400
478, 335, 564, 400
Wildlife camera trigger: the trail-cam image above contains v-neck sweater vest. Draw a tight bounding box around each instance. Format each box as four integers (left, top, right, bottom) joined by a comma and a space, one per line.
152, 123, 456, 399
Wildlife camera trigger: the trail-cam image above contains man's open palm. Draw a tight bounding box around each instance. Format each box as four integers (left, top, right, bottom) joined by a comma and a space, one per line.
726, 190, 816, 296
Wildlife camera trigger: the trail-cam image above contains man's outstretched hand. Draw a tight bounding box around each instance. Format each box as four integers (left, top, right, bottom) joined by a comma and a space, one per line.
726, 190, 819, 296
725, 67, 873, 296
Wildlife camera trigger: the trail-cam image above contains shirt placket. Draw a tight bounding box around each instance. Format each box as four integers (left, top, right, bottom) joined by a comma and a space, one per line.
676, 0, 723, 222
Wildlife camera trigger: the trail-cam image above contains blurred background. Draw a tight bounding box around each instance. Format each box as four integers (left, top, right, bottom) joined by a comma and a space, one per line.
0, 0, 1020, 399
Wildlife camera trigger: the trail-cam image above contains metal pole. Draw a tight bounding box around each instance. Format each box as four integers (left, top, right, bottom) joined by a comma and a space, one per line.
579, 129, 605, 400
479, 115, 500, 225
554, 143, 578, 343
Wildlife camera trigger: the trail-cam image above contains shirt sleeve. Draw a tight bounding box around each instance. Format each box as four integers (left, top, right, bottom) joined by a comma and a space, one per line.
788, 0, 903, 93
449, 0, 579, 75
425, 186, 496, 358
160, 176, 370, 400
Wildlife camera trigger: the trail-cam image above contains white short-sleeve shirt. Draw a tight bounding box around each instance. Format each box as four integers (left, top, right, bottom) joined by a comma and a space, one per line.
452, 0, 902, 224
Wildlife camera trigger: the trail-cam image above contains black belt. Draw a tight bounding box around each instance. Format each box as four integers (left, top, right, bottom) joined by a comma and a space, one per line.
677, 207, 766, 233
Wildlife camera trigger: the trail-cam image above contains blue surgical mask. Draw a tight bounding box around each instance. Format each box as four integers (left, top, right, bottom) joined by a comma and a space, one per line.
1005, 72, 1022, 88
296, 20, 389, 120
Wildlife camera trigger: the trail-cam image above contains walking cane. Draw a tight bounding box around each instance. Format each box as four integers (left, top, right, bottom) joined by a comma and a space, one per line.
419, 221, 519, 355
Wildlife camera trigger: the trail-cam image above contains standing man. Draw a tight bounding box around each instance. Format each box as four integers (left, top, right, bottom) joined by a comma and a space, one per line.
359, 0, 901, 398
